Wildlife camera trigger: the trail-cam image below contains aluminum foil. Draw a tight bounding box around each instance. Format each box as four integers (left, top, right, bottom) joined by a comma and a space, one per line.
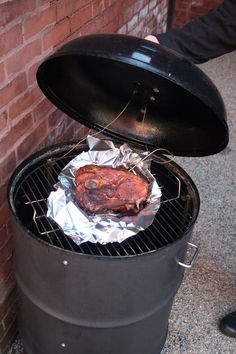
47, 136, 162, 245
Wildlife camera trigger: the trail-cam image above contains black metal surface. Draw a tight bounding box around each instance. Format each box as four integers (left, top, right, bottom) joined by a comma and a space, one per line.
13, 218, 187, 354
8, 142, 200, 354
9, 143, 198, 256
37, 34, 228, 156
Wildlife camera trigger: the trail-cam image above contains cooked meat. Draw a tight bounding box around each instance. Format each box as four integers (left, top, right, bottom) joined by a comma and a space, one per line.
75, 164, 149, 214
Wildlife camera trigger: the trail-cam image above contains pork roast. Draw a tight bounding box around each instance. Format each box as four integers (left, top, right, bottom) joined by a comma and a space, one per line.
75, 164, 149, 214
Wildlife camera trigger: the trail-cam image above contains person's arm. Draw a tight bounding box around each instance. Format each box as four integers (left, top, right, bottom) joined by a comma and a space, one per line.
147, 0, 236, 64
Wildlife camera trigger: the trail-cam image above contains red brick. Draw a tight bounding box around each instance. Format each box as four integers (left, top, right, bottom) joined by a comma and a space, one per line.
0, 62, 5, 84
172, 0, 222, 27
0, 0, 36, 27
102, 18, 120, 33
0, 24, 23, 56
47, 114, 87, 144
120, 0, 136, 8
122, 6, 134, 24
0, 272, 15, 316
133, 0, 143, 14
0, 111, 8, 132
64, 114, 75, 128
103, 2, 122, 25
2, 298, 17, 327
0, 73, 27, 108
0, 151, 16, 184
109, 0, 119, 5
139, 4, 149, 21
0, 241, 13, 276
149, 0, 158, 10
24, 5, 57, 39
72, 122, 89, 141
0, 287, 17, 320
0, 113, 33, 160
0, 183, 7, 209
17, 120, 48, 161
46, 119, 67, 145
92, 0, 106, 18
38, 0, 51, 5
7, 40, 42, 76
28, 59, 44, 86
0, 203, 11, 231
0, 224, 10, 251
79, 16, 104, 36
127, 14, 138, 32
1, 300, 18, 342
0, 321, 17, 354
0, 293, 18, 354
56, 0, 91, 21
0, 257, 13, 286
73, 0, 92, 11
43, 18, 71, 50
0, 237, 13, 269
61, 123, 75, 142
33, 98, 54, 122
9, 86, 42, 121
48, 108, 64, 128
117, 23, 127, 34
208, 0, 222, 4
70, 4, 92, 33
59, 124, 74, 142
56, 0, 75, 21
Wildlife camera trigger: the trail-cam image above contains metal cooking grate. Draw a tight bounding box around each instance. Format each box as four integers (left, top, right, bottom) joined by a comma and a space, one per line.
15, 152, 193, 257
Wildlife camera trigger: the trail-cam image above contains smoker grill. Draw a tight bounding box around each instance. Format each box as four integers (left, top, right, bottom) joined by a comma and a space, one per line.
10, 142, 199, 354
12, 143, 196, 257
8, 34, 228, 354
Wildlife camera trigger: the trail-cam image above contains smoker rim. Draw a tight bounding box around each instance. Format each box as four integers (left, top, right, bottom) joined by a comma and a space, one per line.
8, 142, 200, 260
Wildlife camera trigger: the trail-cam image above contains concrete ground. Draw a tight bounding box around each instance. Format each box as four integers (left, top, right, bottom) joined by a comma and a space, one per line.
9, 51, 236, 354
162, 51, 236, 353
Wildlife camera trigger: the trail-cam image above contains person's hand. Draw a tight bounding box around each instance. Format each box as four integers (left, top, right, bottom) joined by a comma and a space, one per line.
145, 35, 160, 44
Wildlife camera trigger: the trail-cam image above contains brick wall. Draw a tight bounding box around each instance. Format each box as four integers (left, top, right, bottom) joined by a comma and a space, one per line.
0, 1, 168, 352
173, 0, 223, 28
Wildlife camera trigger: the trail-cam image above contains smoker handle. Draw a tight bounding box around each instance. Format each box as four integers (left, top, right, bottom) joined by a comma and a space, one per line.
177, 242, 199, 269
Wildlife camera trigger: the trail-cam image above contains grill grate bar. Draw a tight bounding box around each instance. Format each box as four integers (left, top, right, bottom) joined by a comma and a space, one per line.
144, 227, 164, 248
21, 184, 58, 245
157, 205, 186, 241
110, 242, 129, 256
162, 202, 186, 224
121, 239, 137, 255
21, 165, 120, 256
139, 228, 160, 249
135, 233, 153, 253
94, 243, 111, 256
151, 218, 173, 244
106, 243, 123, 256
81, 243, 100, 256
34, 162, 118, 256
15, 149, 194, 256
162, 189, 187, 216
79, 243, 94, 255
160, 204, 188, 235
22, 176, 76, 251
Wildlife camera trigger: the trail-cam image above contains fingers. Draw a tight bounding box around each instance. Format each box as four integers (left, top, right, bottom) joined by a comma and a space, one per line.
145, 35, 160, 44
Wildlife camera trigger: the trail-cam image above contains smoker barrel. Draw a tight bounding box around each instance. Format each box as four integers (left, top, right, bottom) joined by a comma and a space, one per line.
9, 143, 200, 354
8, 33, 228, 354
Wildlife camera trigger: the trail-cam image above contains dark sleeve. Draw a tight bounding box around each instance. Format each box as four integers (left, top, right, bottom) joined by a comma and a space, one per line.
156, 0, 236, 63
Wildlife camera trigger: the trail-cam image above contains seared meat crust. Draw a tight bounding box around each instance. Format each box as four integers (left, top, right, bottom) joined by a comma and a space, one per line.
75, 165, 149, 214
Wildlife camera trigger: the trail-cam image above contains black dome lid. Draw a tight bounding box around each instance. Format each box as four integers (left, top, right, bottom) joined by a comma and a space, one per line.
37, 34, 228, 156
